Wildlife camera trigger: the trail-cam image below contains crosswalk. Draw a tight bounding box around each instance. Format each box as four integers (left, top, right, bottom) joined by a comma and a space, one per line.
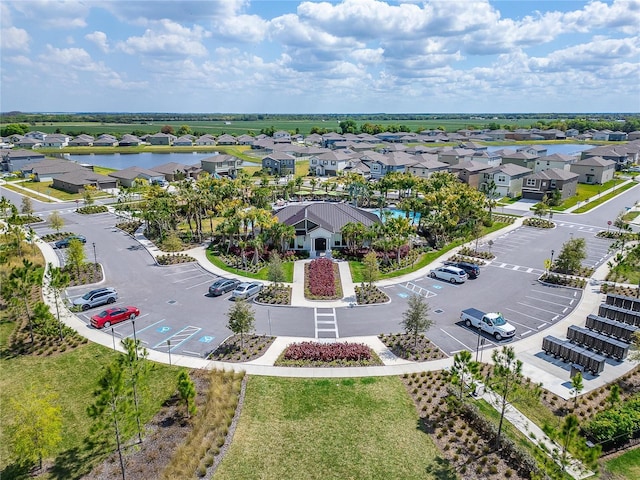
314, 307, 338, 339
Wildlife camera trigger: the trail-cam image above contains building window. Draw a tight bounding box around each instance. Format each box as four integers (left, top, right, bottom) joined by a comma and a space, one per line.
526, 178, 536, 187
331, 161, 336, 165
497, 175, 506, 183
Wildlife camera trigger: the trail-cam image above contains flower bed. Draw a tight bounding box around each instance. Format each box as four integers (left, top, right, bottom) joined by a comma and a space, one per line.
523, 218, 554, 229
41, 231, 75, 242
539, 273, 586, 289
600, 283, 640, 297
446, 255, 486, 266
207, 334, 275, 362
355, 285, 389, 305
256, 284, 292, 305
491, 214, 517, 224
597, 230, 639, 240
156, 253, 196, 265
550, 265, 594, 278
378, 333, 447, 362
457, 247, 495, 260
275, 341, 383, 367
115, 220, 142, 235
7, 214, 43, 225
304, 258, 342, 300
76, 205, 108, 214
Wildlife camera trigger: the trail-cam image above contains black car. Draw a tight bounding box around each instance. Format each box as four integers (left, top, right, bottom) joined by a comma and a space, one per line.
208, 278, 241, 296
453, 261, 480, 279
54, 235, 87, 248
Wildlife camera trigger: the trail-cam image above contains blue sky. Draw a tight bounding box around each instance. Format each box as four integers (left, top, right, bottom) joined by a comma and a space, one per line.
1, 0, 639, 114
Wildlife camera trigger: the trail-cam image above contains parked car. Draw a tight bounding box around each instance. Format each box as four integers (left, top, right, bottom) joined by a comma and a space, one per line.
54, 235, 86, 248
208, 278, 241, 297
73, 287, 118, 311
231, 281, 263, 300
429, 266, 467, 284
90, 306, 140, 329
451, 261, 480, 279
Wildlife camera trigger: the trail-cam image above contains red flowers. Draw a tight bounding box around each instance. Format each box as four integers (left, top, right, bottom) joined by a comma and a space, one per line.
307, 258, 337, 298
283, 341, 372, 362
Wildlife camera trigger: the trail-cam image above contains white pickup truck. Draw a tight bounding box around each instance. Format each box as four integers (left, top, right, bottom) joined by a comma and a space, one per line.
460, 308, 516, 341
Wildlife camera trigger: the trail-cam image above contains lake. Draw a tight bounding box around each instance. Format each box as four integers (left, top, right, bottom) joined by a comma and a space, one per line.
60, 144, 595, 170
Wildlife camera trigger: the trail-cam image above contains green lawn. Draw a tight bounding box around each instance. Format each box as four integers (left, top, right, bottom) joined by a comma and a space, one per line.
205, 249, 294, 282
602, 447, 640, 479
214, 376, 445, 480
0, 340, 180, 479
552, 178, 627, 211
572, 182, 638, 213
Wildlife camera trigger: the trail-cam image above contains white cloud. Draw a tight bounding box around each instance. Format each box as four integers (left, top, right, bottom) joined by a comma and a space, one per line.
5, 55, 33, 66
9, 0, 89, 28
0, 26, 30, 51
86, 31, 110, 53
212, 14, 269, 42
117, 19, 210, 57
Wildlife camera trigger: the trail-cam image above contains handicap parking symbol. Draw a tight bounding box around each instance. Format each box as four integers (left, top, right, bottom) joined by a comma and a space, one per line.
199, 336, 214, 343
397, 292, 409, 298
157, 326, 171, 333
432, 285, 442, 289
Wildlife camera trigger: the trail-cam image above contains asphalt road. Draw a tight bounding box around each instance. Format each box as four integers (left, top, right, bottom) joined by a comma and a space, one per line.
4, 181, 639, 360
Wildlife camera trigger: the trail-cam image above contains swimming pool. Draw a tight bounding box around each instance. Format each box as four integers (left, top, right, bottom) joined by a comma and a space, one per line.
371, 208, 421, 223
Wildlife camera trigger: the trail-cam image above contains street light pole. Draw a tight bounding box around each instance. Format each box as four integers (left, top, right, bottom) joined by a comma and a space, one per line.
111, 327, 116, 351
167, 340, 172, 366
92, 242, 98, 274
550, 249, 555, 272
132, 318, 138, 359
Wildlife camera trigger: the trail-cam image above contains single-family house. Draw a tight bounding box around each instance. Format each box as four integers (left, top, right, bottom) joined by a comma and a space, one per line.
304, 133, 324, 145
173, 136, 194, 146
236, 134, 255, 146
148, 133, 176, 145
470, 150, 502, 167
449, 161, 493, 189
310, 150, 353, 176
405, 154, 449, 179
14, 137, 41, 149
41, 134, 70, 148
359, 151, 415, 179
25, 131, 47, 141
522, 169, 579, 201
581, 145, 637, 170
68, 134, 94, 146
151, 162, 197, 182
109, 166, 166, 188
485, 129, 509, 141
195, 134, 217, 146
201, 154, 242, 178
52, 170, 117, 194
534, 153, 578, 173
0, 149, 46, 172
481, 163, 532, 198
500, 150, 538, 170
118, 134, 142, 147
322, 132, 345, 148
517, 145, 547, 157
216, 134, 237, 145
275, 202, 381, 257
25, 159, 87, 182
273, 131, 292, 142
566, 129, 580, 138
505, 129, 533, 141
437, 148, 475, 166
627, 131, 640, 141
93, 134, 118, 147
261, 152, 296, 176
570, 156, 616, 184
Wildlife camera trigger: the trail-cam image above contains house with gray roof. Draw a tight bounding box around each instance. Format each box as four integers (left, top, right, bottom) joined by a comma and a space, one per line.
500, 150, 538, 170
522, 168, 579, 201
14, 137, 40, 149
261, 152, 296, 176
93, 134, 118, 147
449, 161, 493, 189
118, 134, 142, 147
216, 134, 237, 145
481, 163, 532, 198
52, 170, 117, 194
569, 156, 616, 184
148, 132, 176, 145
68, 134, 94, 147
173, 135, 194, 146
406, 154, 448, 179
582, 144, 638, 170
275, 202, 381, 257
151, 162, 200, 181
109, 166, 166, 188
24, 158, 86, 182
437, 148, 475, 167
201, 154, 242, 178
195, 134, 216, 146
534, 153, 578, 173
310, 150, 354, 176
1, 149, 46, 172
41, 134, 70, 148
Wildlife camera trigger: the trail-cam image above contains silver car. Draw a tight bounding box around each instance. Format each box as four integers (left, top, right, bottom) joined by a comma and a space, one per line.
429, 266, 467, 284
231, 281, 263, 300
73, 287, 118, 311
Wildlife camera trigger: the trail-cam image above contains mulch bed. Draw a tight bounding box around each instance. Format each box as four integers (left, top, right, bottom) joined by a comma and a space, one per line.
378, 333, 447, 362
207, 334, 276, 362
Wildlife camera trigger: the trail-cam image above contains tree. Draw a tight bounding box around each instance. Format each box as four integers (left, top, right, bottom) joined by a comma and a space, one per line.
401, 294, 432, 348
362, 250, 380, 286
177, 370, 196, 418
532, 200, 549, 219
226, 299, 255, 349
489, 346, 524, 449
120, 338, 149, 444
543, 414, 600, 474
20, 196, 33, 215
88, 361, 133, 480
48, 264, 70, 342
571, 371, 584, 411
0, 195, 12, 220
48, 210, 64, 232
8, 389, 62, 471
83, 185, 97, 206
267, 251, 286, 285
160, 125, 175, 134
450, 350, 480, 400
629, 330, 640, 362
177, 124, 191, 136
555, 237, 587, 274
8, 258, 40, 343
66, 238, 86, 277
608, 383, 621, 408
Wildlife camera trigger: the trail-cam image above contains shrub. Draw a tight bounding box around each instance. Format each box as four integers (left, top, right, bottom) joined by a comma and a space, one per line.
76, 205, 108, 214
282, 341, 372, 362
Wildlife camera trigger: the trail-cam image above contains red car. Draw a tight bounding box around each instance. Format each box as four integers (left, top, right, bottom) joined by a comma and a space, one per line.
90, 306, 140, 329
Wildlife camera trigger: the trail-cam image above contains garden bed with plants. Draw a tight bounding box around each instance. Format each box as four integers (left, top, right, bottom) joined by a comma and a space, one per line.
523, 218, 555, 229
446, 254, 486, 266
207, 334, 276, 362
156, 253, 196, 265
490, 214, 518, 224
550, 265, 595, 278
76, 205, 108, 214
274, 341, 383, 367
596, 230, 639, 241
304, 258, 343, 300
115, 220, 142, 235
60, 262, 103, 287
538, 273, 586, 289
256, 284, 292, 305
457, 246, 495, 260
378, 333, 447, 362
600, 283, 640, 297
6, 214, 43, 225
355, 284, 389, 305
40, 231, 76, 242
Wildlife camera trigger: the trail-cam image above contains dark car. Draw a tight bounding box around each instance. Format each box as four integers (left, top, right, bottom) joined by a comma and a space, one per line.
208, 278, 241, 297
90, 306, 140, 329
453, 261, 480, 279
54, 235, 87, 248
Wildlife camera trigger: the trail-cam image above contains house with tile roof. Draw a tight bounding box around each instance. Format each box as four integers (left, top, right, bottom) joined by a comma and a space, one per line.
118, 134, 142, 147
275, 202, 381, 257
569, 156, 616, 184
405, 154, 449, 179
148, 132, 176, 145
449, 160, 493, 189
195, 134, 217, 146
93, 134, 118, 147
216, 134, 238, 145
68, 134, 95, 146
522, 168, 579, 201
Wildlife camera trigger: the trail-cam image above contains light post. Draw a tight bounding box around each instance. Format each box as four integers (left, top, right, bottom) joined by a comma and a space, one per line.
132, 318, 138, 359
167, 340, 172, 366
111, 327, 116, 351
550, 249, 555, 272
268, 309, 272, 336
92, 242, 98, 274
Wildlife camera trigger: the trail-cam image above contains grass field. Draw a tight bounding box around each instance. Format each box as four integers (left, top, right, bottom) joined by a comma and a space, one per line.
552, 178, 627, 211
214, 375, 445, 480
0, 338, 180, 479
602, 447, 640, 479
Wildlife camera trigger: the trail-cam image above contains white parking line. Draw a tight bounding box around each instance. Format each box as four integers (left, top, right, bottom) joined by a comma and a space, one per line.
185, 279, 215, 290
172, 274, 209, 283
531, 289, 576, 299
524, 295, 572, 307
440, 328, 473, 351
517, 301, 566, 316
504, 307, 550, 323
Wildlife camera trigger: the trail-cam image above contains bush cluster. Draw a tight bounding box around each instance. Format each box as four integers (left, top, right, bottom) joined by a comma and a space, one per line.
115, 220, 142, 235
523, 218, 554, 229
256, 285, 291, 305
583, 395, 640, 450
7, 214, 42, 225
457, 247, 495, 260
282, 341, 372, 362
539, 273, 586, 289
76, 205, 108, 214
355, 284, 389, 305
156, 253, 195, 265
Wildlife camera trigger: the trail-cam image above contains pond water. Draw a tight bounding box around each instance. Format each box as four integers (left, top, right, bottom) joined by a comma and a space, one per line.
487, 144, 594, 156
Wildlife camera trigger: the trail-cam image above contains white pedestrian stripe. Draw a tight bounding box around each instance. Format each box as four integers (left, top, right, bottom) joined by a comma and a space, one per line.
314, 307, 338, 338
